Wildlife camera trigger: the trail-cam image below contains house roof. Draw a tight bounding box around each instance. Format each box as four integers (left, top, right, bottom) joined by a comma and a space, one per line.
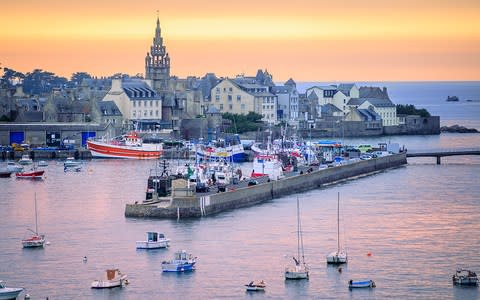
307, 90, 319, 101
321, 103, 342, 114
359, 86, 390, 100
337, 83, 355, 96
97, 100, 122, 116
347, 97, 395, 107
358, 108, 381, 121
122, 80, 160, 100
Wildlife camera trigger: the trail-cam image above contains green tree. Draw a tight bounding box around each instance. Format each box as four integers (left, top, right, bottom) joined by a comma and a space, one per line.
222, 112, 263, 133
396, 104, 431, 117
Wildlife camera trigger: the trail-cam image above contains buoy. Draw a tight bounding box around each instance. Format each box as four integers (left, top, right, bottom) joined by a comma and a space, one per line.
367, 251, 372, 257
338, 267, 342, 273
24, 293, 31, 299
46, 241, 51, 245
83, 256, 87, 262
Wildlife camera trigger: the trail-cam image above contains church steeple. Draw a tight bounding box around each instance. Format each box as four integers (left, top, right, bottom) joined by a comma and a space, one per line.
145, 14, 170, 92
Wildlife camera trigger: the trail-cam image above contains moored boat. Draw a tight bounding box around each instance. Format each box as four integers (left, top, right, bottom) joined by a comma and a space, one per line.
91, 269, 128, 289
16, 169, 44, 180
64, 157, 81, 167
6, 161, 23, 173
245, 280, 266, 292
87, 132, 163, 159
453, 269, 478, 286
136, 232, 170, 249
285, 197, 309, 280
161, 250, 196, 272
326, 192, 348, 264
22, 193, 45, 248
0, 168, 13, 178
349, 279, 376, 289
251, 154, 285, 180
18, 154, 33, 165
0, 280, 24, 300
195, 135, 246, 163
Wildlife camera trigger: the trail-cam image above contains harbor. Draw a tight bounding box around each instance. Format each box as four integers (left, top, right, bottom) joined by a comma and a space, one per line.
125, 152, 407, 219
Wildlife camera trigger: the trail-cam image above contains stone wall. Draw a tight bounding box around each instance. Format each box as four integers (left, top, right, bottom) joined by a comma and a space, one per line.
125, 152, 407, 219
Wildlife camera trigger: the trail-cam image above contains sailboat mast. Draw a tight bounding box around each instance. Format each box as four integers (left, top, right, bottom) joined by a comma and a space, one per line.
297, 197, 300, 263
34, 192, 38, 235
337, 192, 340, 253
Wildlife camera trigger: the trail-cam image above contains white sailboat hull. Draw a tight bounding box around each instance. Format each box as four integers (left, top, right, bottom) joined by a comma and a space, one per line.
326, 251, 347, 264
285, 268, 309, 280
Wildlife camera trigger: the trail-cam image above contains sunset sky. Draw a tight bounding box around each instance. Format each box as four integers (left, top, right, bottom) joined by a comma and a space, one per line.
1, 0, 480, 81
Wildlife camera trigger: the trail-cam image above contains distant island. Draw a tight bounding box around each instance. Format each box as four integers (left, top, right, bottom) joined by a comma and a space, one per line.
441, 124, 478, 133
446, 95, 459, 102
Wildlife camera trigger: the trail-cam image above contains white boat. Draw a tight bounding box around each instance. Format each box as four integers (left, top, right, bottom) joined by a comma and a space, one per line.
195, 135, 246, 163
326, 192, 348, 264
245, 280, 266, 292
453, 269, 478, 286
285, 197, 309, 280
136, 232, 170, 249
251, 154, 285, 180
22, 192, 45, 248
87, 131, 163, 159
6, 161, 24, 172
349, 279, 376, 289
37, 160, 48, 167
161, 250, 196, 272
64, 157, 81, 167
18, 155, 32, 165
0, 280, 24, 300
91, 269, 128, 289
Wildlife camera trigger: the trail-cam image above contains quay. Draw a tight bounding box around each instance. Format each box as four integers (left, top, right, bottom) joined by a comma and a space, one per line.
125, 152, 407, 219
406, 147, 480, 164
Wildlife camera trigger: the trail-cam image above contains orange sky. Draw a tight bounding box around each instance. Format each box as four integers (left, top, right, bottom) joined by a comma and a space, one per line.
1, 0, 480, 81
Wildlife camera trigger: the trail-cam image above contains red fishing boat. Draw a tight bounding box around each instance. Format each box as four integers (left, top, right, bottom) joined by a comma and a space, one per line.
87, 132, 163, 159
16, 169, 45, 179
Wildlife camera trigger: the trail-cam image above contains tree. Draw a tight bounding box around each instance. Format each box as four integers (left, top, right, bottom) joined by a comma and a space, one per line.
70, 72, 92, 86
396, 104, 431, 117
222, 112, 263, 133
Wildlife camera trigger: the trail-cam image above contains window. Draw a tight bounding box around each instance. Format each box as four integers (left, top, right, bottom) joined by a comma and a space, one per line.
144, 111, 147, 117
229, 87, 233, 92
144, 101, 147, 107
155, 101, 159, 107
150, 110, 153, 116
237, 95, 241, 101
138, 101, 142, 107
228, 95, 232, 101
133, 111, 136, 117
133, 101, 136, 107
150, 101, 153, 107
215, 95, 220, 102
229, 104, 233, 110
216, 87, 220, 93
220, 104, 224, 110
156, 110, 159, 117
241, 104, 245, 110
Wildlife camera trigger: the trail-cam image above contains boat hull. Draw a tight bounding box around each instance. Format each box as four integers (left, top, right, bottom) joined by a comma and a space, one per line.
161, 262, 196, 272
349, 280, 376, 288
0, 170, 13, 178
326, 251, 347, 264
16, 170, 44, 179
91, 277, 126, 289
136, 240, 170, 249
22, 235, 45, 248
285, 270, 309, 280
0, 288, 24, 300
87, 140, 162, 159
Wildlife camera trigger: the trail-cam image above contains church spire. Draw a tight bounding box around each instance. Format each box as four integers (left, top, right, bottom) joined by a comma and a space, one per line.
145, 14, 170, 91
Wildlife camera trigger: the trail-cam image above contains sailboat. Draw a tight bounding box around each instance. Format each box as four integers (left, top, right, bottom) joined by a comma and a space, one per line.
285, 197, 309, 280
326, 192, 347, 264
22, 192, 45, 248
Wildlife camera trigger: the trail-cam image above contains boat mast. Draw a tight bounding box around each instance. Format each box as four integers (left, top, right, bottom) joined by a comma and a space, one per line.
297, 197, 300, 264
34, 192, 38, 235
337, 192, 340, 253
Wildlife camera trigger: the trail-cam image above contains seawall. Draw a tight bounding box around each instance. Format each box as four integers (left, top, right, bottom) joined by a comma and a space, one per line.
125, 152, 407, 219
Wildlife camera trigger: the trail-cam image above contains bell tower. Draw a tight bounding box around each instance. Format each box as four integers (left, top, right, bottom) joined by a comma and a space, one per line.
145, 15, 170, 92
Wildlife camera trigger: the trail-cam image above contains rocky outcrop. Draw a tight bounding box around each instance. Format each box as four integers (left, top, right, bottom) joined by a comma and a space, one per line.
441, 125, 478, 133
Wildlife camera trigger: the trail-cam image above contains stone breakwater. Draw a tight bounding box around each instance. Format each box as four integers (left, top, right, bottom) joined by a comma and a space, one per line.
125, 152, 407, 219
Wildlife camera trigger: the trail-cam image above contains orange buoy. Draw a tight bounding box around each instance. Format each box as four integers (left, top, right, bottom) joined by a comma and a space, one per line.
367, 252, 372, 257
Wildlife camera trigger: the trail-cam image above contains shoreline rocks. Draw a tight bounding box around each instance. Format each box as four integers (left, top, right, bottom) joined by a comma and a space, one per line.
440, 125, 478, 133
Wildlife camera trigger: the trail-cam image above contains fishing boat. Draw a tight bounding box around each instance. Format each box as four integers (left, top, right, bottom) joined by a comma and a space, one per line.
22, 193, 45, 248
0, 280, 24, 300
349, 279, 376, 289
326, 192, 348, 264
64, 157, 81, 167
15, 169, 44, 180
91, 269, 128, 289
87, 131, 163, 159
195, 135, 246, 163
452, 269, 478, 286
285, 197, 309, 280
245, 280, 266, 292
18, 154, 33, 165
0, 168, 13, 178
6, 161, 23, 173
251, 154, 285, 180
161, 250, 196, 272
136, 232, 170, 249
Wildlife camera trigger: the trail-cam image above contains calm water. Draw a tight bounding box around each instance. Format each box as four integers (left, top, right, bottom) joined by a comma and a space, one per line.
1, 82, 480, 299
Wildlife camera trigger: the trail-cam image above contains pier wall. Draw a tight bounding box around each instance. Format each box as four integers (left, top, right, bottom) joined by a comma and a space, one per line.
125, 152, 407, 219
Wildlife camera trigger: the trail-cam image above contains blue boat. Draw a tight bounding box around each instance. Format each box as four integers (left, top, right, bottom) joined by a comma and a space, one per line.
195, 135, 246, 163
161, 250, 196, 272
349, 279, 376, 289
